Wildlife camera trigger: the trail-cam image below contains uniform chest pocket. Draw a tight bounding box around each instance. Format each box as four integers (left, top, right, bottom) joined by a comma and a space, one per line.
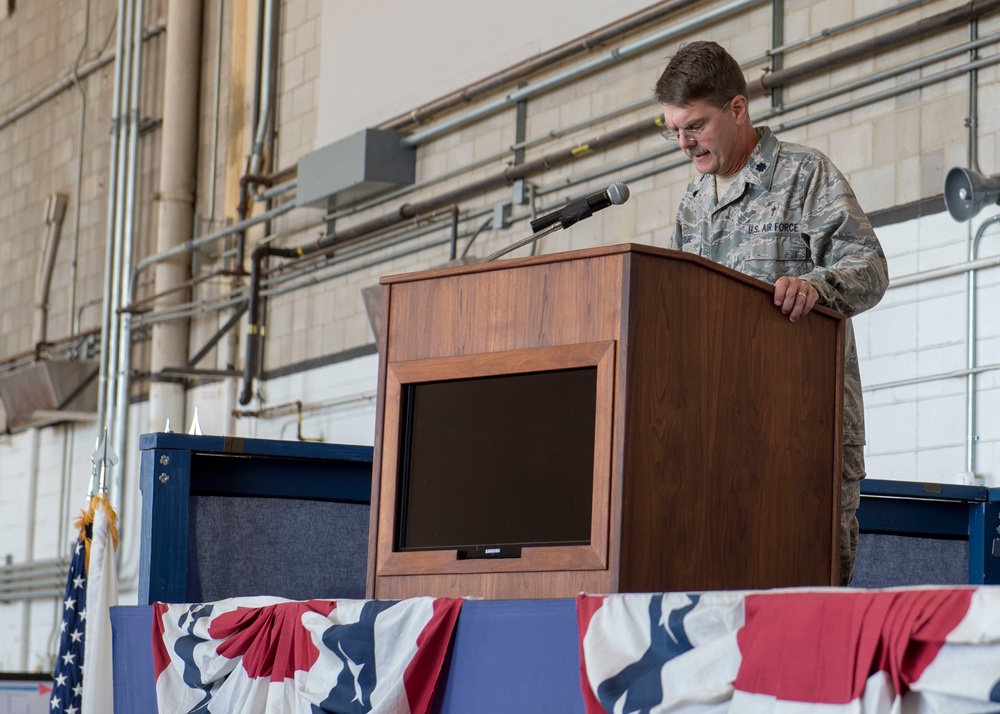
742, 233, 811, 280
745, 233, 809, 262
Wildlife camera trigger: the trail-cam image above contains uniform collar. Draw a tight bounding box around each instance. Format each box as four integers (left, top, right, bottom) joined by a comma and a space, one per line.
689, 126, 779, 208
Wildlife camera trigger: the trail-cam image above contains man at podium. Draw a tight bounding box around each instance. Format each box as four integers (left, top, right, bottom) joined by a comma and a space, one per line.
654, 41, 889, 585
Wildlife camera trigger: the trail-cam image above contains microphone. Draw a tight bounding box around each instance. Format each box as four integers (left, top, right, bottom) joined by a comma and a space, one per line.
529, 182, 630, 233
482, 181, 630, 263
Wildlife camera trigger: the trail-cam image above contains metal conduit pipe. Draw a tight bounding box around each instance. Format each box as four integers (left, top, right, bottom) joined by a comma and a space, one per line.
19, 429, 41, 668
0, 568, 75, 582
132, 202, 295, 282
742, 0, 926, 66
127, 3, 980, 284
865, 361, 1000, 392
968, 22, 984, 176
338, 119, 657, 245
235, 1, 282, 277
964, 23, 988, 481
134, 291, 249, 328
110, 0, 146, 525
146, 49, 1000, 334
99, 14, 134, 479
964, 216, 998, 478
97, 0, 138, 499
403, 0, 766, 147
3, 588, 72, 601
57, 424, 75, 564
379, 0, 704, 131
33, 195, 69, 349
569, 49, 1000, 192
118, 203, 297, 384
0, 21, 166, 133
238, 244, 302, 405
775, 34, 1000, 114
769, 54, 1000, 132
261, 225, 486, 301
0, 333, 98, 376
889, 253, 1000, 288
207, 0, 225, 223
304, 0, 926, 227
235, 117, 660, 403
134, 211, 483, 322
127, 39, 1000, 337
95, 0, 131, 440
326, 48, 1000, 250
95, 0, 141, 500
0, 560, 70, 577
343, 59, 1000, 262
242, 24, 1000, 249
399, 0, 966, 148
357, 48, 1000, 250
254, 180, 296, 203
242, 122, 647, 390
1, 573, 71, 601
0, 557, 70, 602
382, 0, 922, 134
66, 0, 94, 344
147, 0, 203, 434
325, 97, 656, 227
1, 587, 68, 603
117, 0, 988, 304
239, 201, 467, 403
248, 0, 278, 178
150, 27, 1000, 414
858, 231, 1000, 437
268, 205, 487, 290
338, 4, 956, 227
748, 0, 1000, 96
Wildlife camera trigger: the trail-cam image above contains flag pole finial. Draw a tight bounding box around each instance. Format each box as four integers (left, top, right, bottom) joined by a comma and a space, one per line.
90, 427, 119, 497
188, 407, 203, 436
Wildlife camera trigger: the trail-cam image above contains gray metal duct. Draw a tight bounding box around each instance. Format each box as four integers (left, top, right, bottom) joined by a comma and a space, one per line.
0, 361, 99, 432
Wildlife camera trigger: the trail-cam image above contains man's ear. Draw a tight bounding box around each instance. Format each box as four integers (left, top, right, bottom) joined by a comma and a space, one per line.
730, 94, 750, 125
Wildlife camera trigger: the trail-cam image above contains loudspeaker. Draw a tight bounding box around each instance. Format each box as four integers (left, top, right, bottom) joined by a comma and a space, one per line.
944, 167, 1000, 222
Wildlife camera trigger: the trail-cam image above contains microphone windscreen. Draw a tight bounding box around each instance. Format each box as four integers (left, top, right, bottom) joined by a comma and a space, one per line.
607, 182, 630, 205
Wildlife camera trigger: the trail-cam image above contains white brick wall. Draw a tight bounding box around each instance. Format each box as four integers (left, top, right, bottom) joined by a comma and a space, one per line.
855, 207, 1000, 486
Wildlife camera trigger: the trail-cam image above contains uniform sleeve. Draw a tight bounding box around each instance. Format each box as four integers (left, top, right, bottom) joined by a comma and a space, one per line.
668, 217, 683, 250
669, 181, 702, 252
797, 159, 889, 318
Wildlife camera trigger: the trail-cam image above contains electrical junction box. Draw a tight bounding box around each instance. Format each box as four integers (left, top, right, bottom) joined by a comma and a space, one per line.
297, 128, 415, 210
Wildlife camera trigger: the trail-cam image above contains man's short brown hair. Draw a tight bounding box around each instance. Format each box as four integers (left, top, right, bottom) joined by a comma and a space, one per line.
654, 40, 749, 108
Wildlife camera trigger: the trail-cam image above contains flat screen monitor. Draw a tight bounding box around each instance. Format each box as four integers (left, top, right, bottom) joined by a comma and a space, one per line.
395, 366, 597, 554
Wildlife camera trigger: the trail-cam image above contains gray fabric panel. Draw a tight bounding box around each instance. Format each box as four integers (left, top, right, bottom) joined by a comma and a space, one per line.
852, 533, 968, 587
186, 496, 369, 601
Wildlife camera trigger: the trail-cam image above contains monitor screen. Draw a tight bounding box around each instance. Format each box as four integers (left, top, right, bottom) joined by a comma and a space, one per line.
396, 366, 597, 553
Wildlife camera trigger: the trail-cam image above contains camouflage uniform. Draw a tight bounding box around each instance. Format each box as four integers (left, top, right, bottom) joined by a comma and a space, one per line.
669, 127, 888, 584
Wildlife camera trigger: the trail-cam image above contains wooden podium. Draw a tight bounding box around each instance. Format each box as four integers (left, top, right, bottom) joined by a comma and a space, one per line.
367, 244, 843, 599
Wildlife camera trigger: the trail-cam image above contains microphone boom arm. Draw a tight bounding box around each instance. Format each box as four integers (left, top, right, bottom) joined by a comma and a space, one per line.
482, 181, 629, 263
482, 222, 563, 263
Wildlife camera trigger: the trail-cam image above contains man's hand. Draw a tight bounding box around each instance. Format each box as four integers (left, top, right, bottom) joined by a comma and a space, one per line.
774, 276, 818, 322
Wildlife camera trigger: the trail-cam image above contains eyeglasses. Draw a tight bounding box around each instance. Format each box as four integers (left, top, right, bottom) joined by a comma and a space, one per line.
660, 98, 733, 142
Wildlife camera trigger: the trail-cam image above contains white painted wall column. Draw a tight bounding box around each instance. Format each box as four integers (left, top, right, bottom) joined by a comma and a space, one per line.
148, 0, 204, 432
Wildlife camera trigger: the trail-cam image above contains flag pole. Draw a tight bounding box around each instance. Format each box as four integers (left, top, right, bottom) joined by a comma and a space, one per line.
80, 428, 120, 714
51, 428, 120, 714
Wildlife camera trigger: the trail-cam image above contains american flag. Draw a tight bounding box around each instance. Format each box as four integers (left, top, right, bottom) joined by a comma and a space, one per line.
49, 520, 90, 714
153, 595, 463, 714
578, 587, 1000, 713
